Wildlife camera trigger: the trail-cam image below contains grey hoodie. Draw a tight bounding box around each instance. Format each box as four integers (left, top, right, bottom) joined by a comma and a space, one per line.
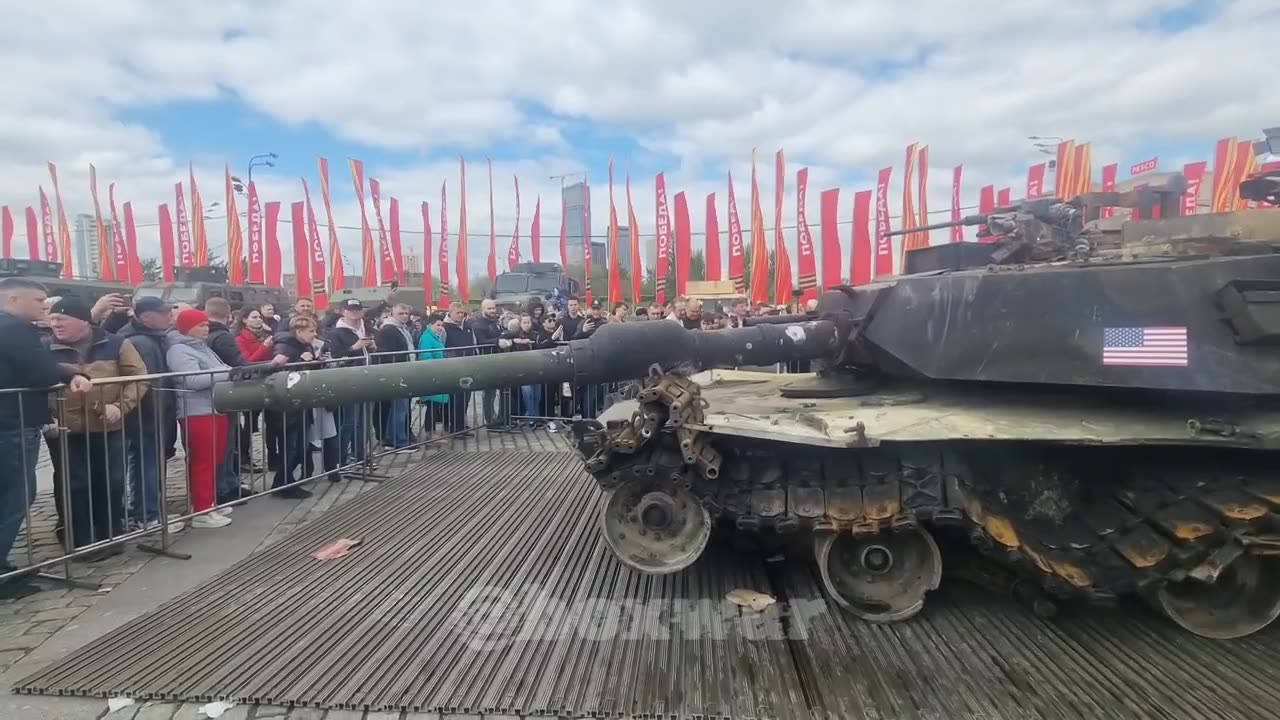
164, 330, 231, 419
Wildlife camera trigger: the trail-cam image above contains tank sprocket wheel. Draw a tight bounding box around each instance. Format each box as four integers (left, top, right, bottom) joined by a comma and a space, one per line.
600, 476, 712, 575
1149, 554, 1280, 639
814, 526, 943, 623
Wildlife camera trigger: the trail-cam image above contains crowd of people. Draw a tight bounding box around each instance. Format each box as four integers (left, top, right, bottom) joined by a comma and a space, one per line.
0, 274, 816, 599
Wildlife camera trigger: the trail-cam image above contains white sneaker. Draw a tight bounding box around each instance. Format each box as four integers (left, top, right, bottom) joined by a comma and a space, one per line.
191, 512, 232, 529
214, 506, 233, 515
144, 518, 185, 534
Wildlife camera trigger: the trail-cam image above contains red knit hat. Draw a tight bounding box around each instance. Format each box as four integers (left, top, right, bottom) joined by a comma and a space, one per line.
175, 308, 209, 335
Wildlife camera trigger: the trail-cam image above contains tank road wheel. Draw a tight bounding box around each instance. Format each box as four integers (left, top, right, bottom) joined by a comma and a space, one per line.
1151, 555, 1280, 639
814, 527, 942, 623
601, 477, 712, 574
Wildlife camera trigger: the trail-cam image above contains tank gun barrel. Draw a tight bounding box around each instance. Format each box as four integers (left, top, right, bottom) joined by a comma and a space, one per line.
212, 318, 841, 413
882, 214, 989, 238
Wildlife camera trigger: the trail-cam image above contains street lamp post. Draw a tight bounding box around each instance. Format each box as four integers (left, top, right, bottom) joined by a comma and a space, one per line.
246, 152, 279, 186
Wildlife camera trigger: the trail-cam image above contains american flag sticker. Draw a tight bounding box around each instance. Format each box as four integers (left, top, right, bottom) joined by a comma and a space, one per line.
1102, 327, 1188, 367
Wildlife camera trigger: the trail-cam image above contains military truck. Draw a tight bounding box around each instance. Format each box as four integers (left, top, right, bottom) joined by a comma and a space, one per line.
133, 266, 291, 312
488, 262, 581, 312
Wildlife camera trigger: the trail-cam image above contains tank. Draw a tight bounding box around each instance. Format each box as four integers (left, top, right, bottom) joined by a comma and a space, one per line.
213, 171, 1280, 640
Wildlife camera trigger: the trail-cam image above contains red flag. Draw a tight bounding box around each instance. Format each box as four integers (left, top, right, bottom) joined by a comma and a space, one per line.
247, 182, 263, 284
508, 175, 522, 271
607, 159, 621, 304
531, 192, 541, 263
439, 181, 451, 306
38, 187, 57, 266
748, 150, 770, 304
89, 165, 113, 280
348, 158, 376, 286
123, 202, 142, 285
1, 207, 13, 258
265, 201, 282, 287
1073, 144, 1092, 197
303, 180, 329, 306
368, 178, 394, 285
873, 167, 893, 277
1100, 163, 1118, 218
1055, 141, 1076, 198
422, 201, 433, 306
175, 181, 193, 268
819, 188, 840, 290
25, 208, 39, 261
851, 190, 872, 286
457, 156, 470, 301
290, 202, 311, 298
950, 165, 964, 242
627, 180, 641, 303
901, 144, 919, 259
997, 188, 1012, 207
486, 157, 497, 283
318, 158, 345, 292
727, 172, 745, 294
47, 163, 73, 278
655, 172, 671, 305
773, 150, 793, 303
674, 191, 691, 297
108, 184, 129, 281
389, 196, 405, 285
795, 168, 817, 292
582, 178, 592, 306
1133, 184, 1153, 221
916, 145, 930, 244
1182, 161, 1208, 216
978, 185, 996, 243
158, 204, 176, 282
558, 184, 568, 270
1026, 163, 1046, 199
1233, 141, 1257, 210
224, 166, 245, 285
704, 193, 721, 282
190, 164, 207, 266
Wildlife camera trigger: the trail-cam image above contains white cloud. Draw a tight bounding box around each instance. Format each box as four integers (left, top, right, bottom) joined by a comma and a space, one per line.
0, 0, 1276, 287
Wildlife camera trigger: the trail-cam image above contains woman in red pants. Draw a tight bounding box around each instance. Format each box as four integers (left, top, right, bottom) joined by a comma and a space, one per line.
165, 309, 233, 529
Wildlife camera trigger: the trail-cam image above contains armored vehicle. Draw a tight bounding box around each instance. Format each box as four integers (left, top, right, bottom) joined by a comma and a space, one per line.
488, 262, 580, 312
0, 258, 133, 306
214, 170, 1280, 640
135, 266, 291, 312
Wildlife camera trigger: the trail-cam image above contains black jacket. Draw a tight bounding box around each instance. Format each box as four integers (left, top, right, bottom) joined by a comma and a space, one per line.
271, 334, 330, 368
560, 313, 583, 340
116, 320, 173, 428
442, 320, 478, 358
376, 322, 414, 364
574, 315, 607, 339
466, 315, 503, 353
0, 312, 77, 431
206, 321, 244, 367
325, 323, 374, 366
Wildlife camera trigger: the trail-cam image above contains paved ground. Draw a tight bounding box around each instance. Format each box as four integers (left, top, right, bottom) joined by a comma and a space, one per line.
0, 421, 568, 719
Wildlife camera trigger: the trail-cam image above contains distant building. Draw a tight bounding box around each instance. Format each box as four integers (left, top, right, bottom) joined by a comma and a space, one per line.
611, 225, 631, 273
72, 213, 113, 279
562, 181, 591, 267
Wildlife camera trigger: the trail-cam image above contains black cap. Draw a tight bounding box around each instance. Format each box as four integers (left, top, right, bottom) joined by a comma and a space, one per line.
589, 300, 602, 309
134, 296, 170, 315
49, 298, 93, 323
342, 299, 364, 311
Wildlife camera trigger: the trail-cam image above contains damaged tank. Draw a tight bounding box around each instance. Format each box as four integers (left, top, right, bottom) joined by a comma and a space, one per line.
213, 169, 1280, 640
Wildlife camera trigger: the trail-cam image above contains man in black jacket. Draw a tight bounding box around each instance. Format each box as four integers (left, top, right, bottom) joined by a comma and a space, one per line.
376, 303, 416, 450
0, 278, 91, 598
442, 302, 477, 433
326, 299, 376, 465
465, 299, 508, 427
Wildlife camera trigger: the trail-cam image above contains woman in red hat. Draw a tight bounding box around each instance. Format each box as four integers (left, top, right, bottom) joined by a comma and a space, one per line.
165, 309, 233, 529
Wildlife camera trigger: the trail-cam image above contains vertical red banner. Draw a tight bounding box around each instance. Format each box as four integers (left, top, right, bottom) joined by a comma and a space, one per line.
1233, 141, 1257, 210
47, 163, 73, 278
673, 191, 691, 297
89, 164, 113, 281
290, 202, 311, 298
1182, 161, 1208, 216
317, 157, 345, 293
122, 202, 142, 284
748, 150, 769, 304
1, 207, 13, 258
1100, 163, 1118, 218
303, 180, 329, 306
388, 196, 404, 287
1072, 144, 1092, 197
368, 178, 394, 285
265, 201, 283, 287
773, 150, 792, 303
704, 193, 721, 282
508, 175, 521, 272
873, 167, 893, 277
190, 164, 207, 266
175, 181, 193, 268
978, 185, 996, 243
422, 201, 433, 305
224, 166, 244, 285
38, 187, 57, 265
996, 188, 1012, 207
439, 181, 451, 305
916, 145, 930, 245
1026, 163, 1046, 199
607, 159, 621, 304
851, 190, 871, 286
654, 172, 671, 305
819, 188, 840, 290
582, 179, 592, 306
727, 172, 745, 294
901, 144, 918, 254
531, 193, 541, 263
108, 183, 129, 281
348, 158, 377, 287
486, 158, 497, 283
558, 182, 568, 270
24, 208, 39, 260
626, 180, 640, 303
950, 165, 964, 243
1055, 141, 1076, 198
158, 204, 176, 282
457, 156, 469, 302
247, 182, 263, 283
794, 168, 816, 292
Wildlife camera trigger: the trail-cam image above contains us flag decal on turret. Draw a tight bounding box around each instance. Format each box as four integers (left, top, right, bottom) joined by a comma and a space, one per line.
1103, 327, 1188, 367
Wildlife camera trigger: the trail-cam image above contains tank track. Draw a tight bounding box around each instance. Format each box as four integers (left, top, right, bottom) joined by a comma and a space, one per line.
572, 369, 1280, 608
